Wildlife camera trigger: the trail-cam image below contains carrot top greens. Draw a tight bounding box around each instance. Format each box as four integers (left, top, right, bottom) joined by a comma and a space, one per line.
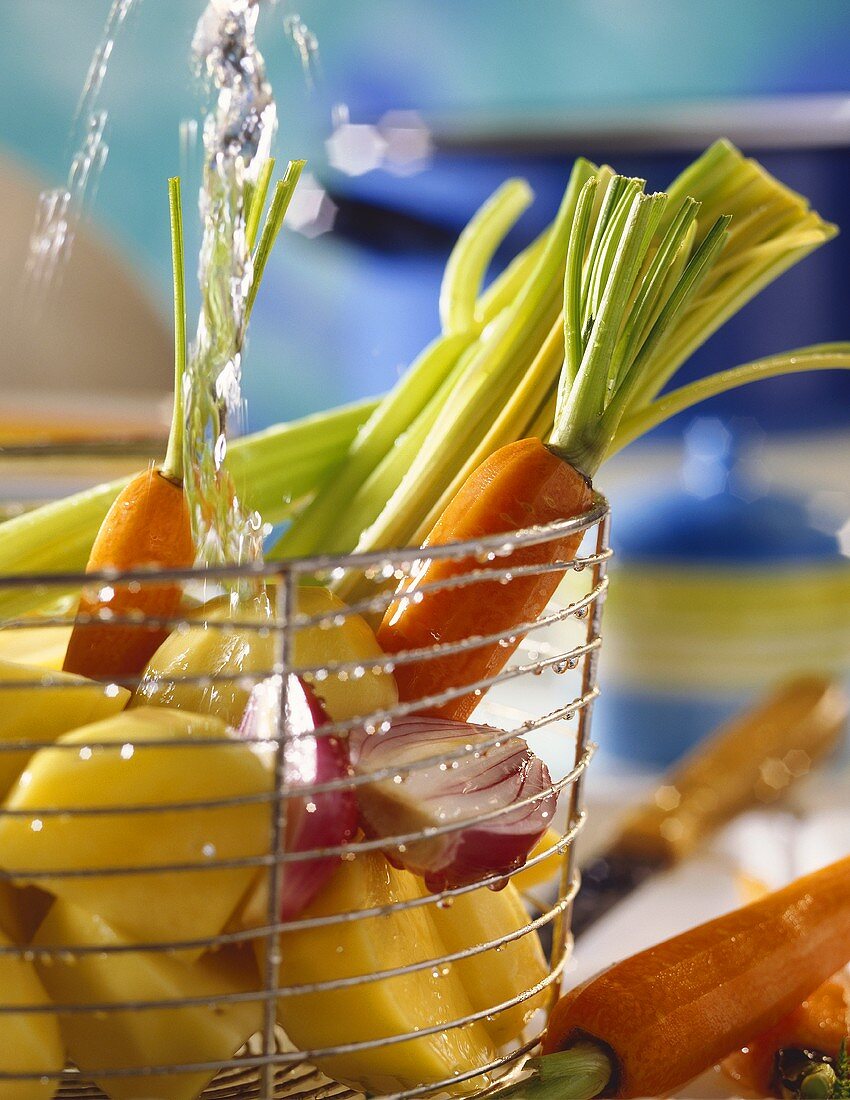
270, 140, 843, 572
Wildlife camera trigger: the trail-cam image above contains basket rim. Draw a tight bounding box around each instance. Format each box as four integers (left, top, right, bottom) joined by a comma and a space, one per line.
0, 493, 609, 588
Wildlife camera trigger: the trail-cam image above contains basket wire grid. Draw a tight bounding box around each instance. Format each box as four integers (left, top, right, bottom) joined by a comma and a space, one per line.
0, 488, 610, 1100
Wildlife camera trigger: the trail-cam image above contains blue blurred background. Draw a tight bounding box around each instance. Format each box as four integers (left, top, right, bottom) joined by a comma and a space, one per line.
3, 0, 850, 430
2, 0, 849, 766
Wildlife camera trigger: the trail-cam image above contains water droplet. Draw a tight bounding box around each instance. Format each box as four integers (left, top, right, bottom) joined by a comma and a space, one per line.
30, 819, 43, 833
120, 743, 135, 760
305, 802, 317, 814
202, 843, 217, 859
78, 746, 93, 761
436, 897, 453, 910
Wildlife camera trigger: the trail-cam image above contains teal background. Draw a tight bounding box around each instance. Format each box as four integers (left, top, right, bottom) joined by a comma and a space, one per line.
2, 0, 850, 427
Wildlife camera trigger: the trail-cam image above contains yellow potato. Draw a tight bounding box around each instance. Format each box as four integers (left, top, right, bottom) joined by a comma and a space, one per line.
271, 851, 496, 1096
0, 927, 64, 1099
0, 657, 129, 797
135, 587, 397, 725
0, 624, 71, 670
294, 586, 398, 722
430, 881, 550, 1046
511, 827, 563, 893
0, 707, 271, 958
34, 899, 262, 1100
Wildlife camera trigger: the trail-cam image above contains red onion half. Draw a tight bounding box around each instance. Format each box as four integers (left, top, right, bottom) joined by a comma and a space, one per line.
239, 675, 358, 920
349, 716, 557, 893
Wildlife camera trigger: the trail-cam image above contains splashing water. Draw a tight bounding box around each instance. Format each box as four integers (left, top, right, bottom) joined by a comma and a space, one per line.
25, 0, 140, 290
283, 10, 320, 87
184, 0, 278, 566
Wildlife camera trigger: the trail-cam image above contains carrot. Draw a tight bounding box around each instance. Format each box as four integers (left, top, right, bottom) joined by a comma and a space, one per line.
62, 467, 194, 680
378, 437, 592, 720
542, 856, 850, 1099
63, 178, 193, 681
723, 978, 849, 1097
377, 173, 733, 720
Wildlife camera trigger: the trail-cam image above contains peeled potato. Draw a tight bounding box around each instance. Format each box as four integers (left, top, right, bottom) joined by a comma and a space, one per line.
0, 707, 271, 958
34, 899, 262, 1100
0, 927, 64, 1099
271, 851, 496, 1096
430, 881, 550, 1046
135, 586, 397, 725
0, 624, 71, 671
0, 657, 129, 797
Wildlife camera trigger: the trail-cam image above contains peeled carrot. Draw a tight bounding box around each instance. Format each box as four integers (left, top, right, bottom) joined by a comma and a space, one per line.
62, 467, 193, 680
378, 437, 592, 720
543, 856, 850, 1098
723, 978, 849, 1097
63, 178, 193, 681
376, 171, 739, 721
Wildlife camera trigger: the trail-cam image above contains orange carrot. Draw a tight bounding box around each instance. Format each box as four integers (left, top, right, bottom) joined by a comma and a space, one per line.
723, 978, 849, 1097
63, 177, 193, 681
542, 856, 850, 1098
378, 437, 592, 720
376, 172, 736, 721
62, 467, 193, 680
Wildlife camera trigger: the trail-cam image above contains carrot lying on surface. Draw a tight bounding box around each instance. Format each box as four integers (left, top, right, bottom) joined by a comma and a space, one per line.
63, 178, 193, 681
378, 173, 734, 720
723, 978, 850, 1097
542, 856, 850, 1099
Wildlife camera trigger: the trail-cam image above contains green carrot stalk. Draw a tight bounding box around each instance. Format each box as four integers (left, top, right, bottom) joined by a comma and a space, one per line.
440, 178, 533, 333
333, 299, 562, 562
611, 343, 850, 454
245, 157, 276, 250
273, 331, 474, 558
161, 177, 188, 483
314, 159, 594, 565
246, 159, 305, 322
0, 397, 376, 622
270, 177, 547, 560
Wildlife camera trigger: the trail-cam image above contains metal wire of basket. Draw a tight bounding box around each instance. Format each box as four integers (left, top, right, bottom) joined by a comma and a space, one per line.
0, 474, 610, 1100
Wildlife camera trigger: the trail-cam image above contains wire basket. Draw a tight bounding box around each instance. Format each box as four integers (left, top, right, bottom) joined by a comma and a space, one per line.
0, 469, 610, 1100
